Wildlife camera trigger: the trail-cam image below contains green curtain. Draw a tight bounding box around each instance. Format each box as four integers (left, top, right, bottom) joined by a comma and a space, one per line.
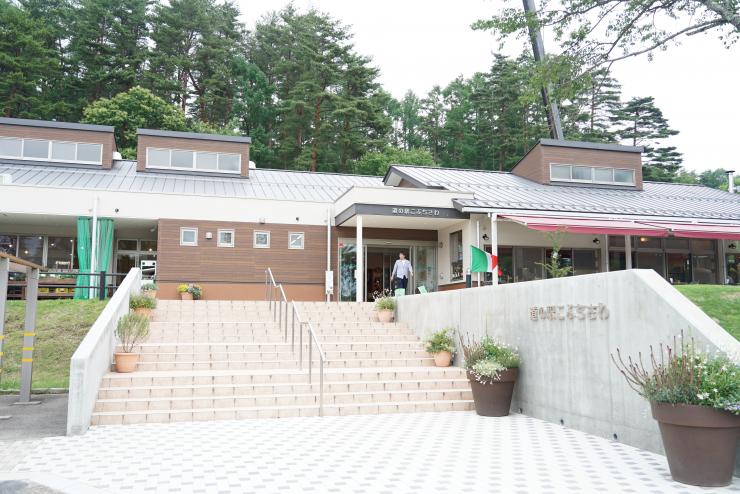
74, 217, 115, 299
74, 217, 91, 299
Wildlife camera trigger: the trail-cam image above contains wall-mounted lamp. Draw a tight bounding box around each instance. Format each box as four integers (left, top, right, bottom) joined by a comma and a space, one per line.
639, 237, 648, 243
592, 237, 600, 245
482, 234, 490, 241
205, 232, 213, 240
730, 243, 737, 250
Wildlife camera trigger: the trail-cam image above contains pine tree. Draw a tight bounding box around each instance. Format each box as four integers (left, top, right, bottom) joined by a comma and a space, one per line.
611, 96, 682, 181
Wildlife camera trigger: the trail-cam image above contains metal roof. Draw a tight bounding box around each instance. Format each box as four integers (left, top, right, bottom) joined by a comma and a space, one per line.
137, 128, 252, 144
0, 160, 381, 202
389, 165, 740, 221
538, 138, 643, 153
0, 117, 114, 133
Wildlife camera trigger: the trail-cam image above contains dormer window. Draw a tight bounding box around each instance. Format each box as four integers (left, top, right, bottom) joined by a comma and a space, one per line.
146, 147, 241, 174
550, 164, 635, 186
0, 136, 102, 165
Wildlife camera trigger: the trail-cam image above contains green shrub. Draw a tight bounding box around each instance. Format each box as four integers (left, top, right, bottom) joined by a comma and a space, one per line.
115, 313, 150, 353
188, 284, 203, 300
613, 336, 740, 414
177, 284, 189, 293
129, 294, 156, 310
471, 359, 506, 381
375, 296, 395, 311
425, 327, 455, 354
459, 333, 520, 383
141, 282, 158, 292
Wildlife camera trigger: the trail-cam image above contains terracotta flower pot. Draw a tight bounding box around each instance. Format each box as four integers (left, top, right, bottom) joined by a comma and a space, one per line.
144, 290, 157, 299
467, 368, 518, 417
651, 402, 740, 487
377, 309, 393, 323
132, 307, 152, 318
433, 351, 452, 367
114, 352, 139, 373
180, 292, 193, 301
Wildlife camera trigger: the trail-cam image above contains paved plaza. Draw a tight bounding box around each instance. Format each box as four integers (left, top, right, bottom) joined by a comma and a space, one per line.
3, 411, 739, 493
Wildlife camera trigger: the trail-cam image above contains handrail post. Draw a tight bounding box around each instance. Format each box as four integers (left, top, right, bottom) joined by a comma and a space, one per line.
98, 271, 106, 300
17, 267, 40, 404
284, 299, 288, 342
299, 322, 303, 369
308, 339, 312, 384
0, 257, 8, 390
319, 357, 324, 417
291, 306, 295, 351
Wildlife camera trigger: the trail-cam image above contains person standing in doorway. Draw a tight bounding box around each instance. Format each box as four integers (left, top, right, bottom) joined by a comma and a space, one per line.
391, 252, 413, 291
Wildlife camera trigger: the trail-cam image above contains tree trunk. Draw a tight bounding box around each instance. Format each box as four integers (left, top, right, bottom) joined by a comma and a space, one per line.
310, 96, 323, 173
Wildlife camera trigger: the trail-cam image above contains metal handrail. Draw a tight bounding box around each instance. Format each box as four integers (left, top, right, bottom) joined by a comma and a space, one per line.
265, 268, 326, 416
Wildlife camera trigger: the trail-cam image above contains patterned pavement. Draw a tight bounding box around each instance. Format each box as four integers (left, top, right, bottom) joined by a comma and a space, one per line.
9, 412, 740, 493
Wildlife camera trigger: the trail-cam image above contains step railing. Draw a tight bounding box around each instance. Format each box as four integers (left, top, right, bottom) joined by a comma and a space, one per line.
265, 268, 326, 415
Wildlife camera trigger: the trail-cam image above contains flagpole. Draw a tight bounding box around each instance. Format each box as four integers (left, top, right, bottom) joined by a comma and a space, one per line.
489, 213, 498, 286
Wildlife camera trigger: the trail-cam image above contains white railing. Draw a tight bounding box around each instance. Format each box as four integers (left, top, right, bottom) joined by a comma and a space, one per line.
265, 268, 326, 415
67, 268, 141, 435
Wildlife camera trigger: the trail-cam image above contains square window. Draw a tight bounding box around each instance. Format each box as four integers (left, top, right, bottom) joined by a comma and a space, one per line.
614, 169, 635, 184
0, 137, 22, 157
572, 166, 592, 181
180, 227, 198, 246
171, 150, 194, 168
196, 152, 218, 170
218, 229, 235, 247
117, 239, 138, 251
550, 164, 571, 181
77, 143, 102, 163
219, 153, 240, 172
147, 148, 170, 168
140, 240, 157, 252
254, 231, 270, 248
51, 141, 76, 161
289, 232, 304, 249
593, 167, 614, 183
23, 139, 49, 159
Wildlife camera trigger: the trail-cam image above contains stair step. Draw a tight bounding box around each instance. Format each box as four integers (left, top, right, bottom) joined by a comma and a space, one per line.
136, 350, 429, 362
135, 357, 436, 371
133, 341, 425, 353
91, 399, 475, 425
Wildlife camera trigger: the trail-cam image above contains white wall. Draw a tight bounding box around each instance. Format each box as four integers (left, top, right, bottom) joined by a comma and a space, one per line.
396, 269, 740, 456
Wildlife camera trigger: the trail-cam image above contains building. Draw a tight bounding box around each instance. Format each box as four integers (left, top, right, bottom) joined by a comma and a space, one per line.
0, 117, 739, 301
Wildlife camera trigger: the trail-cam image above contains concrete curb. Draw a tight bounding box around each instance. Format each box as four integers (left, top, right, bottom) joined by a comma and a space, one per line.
0, 471, 110, 494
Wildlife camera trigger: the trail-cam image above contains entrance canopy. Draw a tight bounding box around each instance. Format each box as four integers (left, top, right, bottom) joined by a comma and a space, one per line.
500, 215, 669, 237
640, 222, 740, 240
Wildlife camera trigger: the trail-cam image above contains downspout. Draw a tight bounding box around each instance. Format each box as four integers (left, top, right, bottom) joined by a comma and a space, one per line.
88, 196, 99, 300
326, 205, 331, 302
476, 220, 481, 287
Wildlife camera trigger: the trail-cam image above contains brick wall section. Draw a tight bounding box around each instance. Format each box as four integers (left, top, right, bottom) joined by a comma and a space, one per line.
157, 219, 331, 286
511, 143, 643, 189
0, 123, 116, 168
137, 135, 250, 177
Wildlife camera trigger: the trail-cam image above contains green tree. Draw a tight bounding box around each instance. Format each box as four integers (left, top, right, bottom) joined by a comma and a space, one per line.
611, 96, 682, 181
0, 1, 58, 118
353, 147, 436, 176
68, 0, 150, 102
699, 168, 732, 188
81, 86, 187, 158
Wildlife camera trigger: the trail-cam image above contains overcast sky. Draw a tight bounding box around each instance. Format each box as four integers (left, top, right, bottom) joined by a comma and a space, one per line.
238, 0, 739, 173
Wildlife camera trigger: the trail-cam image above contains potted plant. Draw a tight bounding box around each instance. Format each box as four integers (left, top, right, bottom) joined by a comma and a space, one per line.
425, 327, 455, 367
114, 313, 150, 373
177, 283, 192, 300
129, 294, 156, 318
141, 282, 158, 299
460, 334, 520, 417
188, 283, 203, 300
374, 296, 395, 323
613, 337, 740, 487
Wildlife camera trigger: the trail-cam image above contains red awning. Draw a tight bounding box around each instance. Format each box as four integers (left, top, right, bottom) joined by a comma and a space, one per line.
640, 222, 740, 240
500, 215, 669, 237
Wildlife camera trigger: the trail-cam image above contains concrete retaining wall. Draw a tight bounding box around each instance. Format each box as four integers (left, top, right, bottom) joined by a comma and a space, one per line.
67, 268, 141, 435
396, 269, 739, 457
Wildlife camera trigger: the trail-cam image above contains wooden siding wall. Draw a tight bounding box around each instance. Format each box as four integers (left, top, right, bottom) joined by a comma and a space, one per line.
157, 219, 331, 286
510, 145, 546, 184
0, 124, 116, 168
137, 135, 251, 176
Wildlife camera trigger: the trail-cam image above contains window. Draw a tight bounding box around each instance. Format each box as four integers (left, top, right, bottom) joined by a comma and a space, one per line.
146, 147, 241, 174
0, 137, 22, 157
218, 229, 235, 247
0, 234, 16, 255
289, 232, 305, 250
180, 228, 198, 246
47, 237, 76, 270
449, 231, 463, 282
254, 231, 270, 248
0, 136, 102, 164
18, 236, 44, 265
117, 239, 138, 251
550, 164, 635, 186
140, 240, 157, 252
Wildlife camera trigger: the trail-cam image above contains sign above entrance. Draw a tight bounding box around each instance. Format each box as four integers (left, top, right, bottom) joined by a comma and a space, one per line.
335, 203, 468, 226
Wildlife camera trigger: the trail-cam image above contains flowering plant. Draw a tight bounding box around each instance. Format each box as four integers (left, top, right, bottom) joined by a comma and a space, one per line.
374, 295, 395, 311
425, 327, 456, 354
612, 335, 740, 415
459, 333, 520, 383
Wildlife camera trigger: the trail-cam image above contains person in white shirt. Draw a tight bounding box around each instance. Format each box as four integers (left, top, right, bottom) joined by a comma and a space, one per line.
391, 252, 413, 291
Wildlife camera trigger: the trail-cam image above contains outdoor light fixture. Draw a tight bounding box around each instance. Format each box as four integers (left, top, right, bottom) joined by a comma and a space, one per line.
205, 232, 213, 240
482, 234, 489, 241
730, 243, 737, 250
640, 237, 648, 242
592, 238, 600, 245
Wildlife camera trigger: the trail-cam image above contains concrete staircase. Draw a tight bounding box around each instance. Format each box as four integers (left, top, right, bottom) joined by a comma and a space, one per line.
91, 300, 473, 425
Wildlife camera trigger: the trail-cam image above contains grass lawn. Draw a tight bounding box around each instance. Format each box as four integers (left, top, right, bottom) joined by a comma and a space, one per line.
675, 285, 740, 341
1, 299, 107, 390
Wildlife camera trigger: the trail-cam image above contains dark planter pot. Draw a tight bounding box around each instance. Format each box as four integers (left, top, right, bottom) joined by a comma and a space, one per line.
467, 368, 518, 417
651, 402, 740, 487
